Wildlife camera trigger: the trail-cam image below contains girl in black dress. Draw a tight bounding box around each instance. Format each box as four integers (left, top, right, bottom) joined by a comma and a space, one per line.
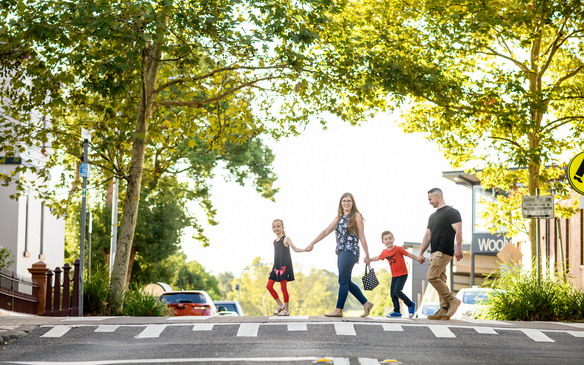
267, 219, 305, 316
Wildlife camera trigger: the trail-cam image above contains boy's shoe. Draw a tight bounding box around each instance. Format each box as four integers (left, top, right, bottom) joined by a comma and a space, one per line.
408, 301, 416, 318
427, 307, 449, 320
386, 312, 402, 318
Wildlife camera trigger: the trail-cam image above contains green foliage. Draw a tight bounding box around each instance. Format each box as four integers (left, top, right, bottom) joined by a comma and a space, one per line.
0, 247, 14, 270
122, 288, 172, 317
483, 267, 584, 321
83, 265, 113, 316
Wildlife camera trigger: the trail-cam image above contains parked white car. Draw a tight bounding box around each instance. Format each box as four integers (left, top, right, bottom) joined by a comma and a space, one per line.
416, 302, 441, 319
451, 287, 496, 320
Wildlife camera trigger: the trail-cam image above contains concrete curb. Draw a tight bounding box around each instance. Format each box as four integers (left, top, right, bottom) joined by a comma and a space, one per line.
0, 325, 37, 345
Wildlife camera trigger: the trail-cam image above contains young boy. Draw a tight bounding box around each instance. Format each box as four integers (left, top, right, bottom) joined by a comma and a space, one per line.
367, 230, 423, 318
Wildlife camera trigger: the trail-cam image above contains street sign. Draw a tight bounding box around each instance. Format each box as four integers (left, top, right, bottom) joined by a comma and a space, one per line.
80, 162, 90, 178
522, 195, 554, 219
567, 151, 584, 195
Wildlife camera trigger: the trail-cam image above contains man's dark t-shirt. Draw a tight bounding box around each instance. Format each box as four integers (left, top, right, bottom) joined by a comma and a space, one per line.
427, 206, 462, 256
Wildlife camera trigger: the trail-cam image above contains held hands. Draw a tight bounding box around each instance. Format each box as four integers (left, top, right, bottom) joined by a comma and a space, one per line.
417, 256, 425, 264
305, 243, 315, 252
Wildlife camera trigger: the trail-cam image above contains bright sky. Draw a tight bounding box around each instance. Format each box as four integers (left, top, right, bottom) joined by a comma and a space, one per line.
182, 111, 473, 277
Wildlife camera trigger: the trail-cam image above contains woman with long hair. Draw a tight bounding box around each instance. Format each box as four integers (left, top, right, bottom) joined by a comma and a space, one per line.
305, 192, 373, 317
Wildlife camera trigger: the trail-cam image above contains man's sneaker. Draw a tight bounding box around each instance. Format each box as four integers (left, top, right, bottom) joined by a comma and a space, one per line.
445, 297, 461, 319
408, 301, 416, 318
427, 307, 449, 320
386, 312, 402, 318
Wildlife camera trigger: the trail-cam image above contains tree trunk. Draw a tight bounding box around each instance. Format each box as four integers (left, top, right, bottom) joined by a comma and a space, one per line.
109, 42, 162, 307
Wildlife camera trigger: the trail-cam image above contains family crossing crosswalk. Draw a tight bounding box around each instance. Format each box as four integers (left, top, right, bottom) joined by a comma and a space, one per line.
38, 318, 584, 343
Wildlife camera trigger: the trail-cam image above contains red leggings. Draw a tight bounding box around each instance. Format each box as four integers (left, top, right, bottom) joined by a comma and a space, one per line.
266, 279, 289, 303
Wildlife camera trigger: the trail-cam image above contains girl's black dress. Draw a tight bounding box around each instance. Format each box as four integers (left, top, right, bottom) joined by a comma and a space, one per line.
268, 236, 295, 282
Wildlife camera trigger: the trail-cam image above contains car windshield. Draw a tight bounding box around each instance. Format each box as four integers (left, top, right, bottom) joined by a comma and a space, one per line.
217, 303, 237, 312
462, 290, 491, 304
160, 293, 206, 304
422, 304, 440, 315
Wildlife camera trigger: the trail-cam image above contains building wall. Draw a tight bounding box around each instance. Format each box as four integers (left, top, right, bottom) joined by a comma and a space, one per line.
0, 166, 65, 278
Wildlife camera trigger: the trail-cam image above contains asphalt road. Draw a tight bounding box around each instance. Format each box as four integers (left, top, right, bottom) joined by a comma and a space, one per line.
1, 315, 583, 364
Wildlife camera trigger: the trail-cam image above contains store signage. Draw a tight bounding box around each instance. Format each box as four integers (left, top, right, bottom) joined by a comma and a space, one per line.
472, 232, 511, 254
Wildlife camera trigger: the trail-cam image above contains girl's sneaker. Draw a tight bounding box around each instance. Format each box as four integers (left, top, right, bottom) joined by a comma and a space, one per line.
386, 312, 402, 318
276, 309, 289, 316
273, 305, 284, 315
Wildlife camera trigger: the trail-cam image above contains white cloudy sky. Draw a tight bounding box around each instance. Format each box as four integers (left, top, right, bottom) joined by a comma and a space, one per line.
182, 112, 473, 276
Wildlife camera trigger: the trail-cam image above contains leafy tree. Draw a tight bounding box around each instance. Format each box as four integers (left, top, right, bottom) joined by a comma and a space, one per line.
0, 0, 359, 306
313, 0, 584, 262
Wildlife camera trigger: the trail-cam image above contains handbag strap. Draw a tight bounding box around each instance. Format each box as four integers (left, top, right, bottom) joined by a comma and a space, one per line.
364, 264, 370, 275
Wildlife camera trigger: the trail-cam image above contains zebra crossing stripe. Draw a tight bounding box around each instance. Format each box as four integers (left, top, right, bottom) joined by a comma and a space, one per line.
474, 327, 497, 334
237, 323, 260, 337
135, 324, 167, 339
95, 325, 119, 333
521, 329, 554, 342
568, 331, 584, 338
428, 325, 455, 338
287, 322, 307, 331
358, 358, 382, 365
334, 323, 356, 336
382, 323, 404, 332
41, 325, 72, 338
193, 323, 215, 331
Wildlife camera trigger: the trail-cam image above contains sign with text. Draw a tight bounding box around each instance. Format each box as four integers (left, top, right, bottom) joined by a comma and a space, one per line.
522, 195, 554, 219
472, 233, 511, 255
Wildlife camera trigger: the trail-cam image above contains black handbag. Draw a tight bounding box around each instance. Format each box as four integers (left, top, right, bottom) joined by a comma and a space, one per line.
362, 265, 379, 290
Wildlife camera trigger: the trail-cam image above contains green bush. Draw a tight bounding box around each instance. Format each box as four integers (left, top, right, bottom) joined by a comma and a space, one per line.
122, 288, 172, 317
83, 265, 170, 316
483, 267, 584, 321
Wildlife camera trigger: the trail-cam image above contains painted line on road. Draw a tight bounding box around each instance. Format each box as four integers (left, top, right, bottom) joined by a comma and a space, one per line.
521, 329, 555, 342
334, 323, 356, 336
41, 325, 72, 338
192, 323, 215, 331
237, 323, 260, 337
134, 324, 167, 339
381, 323, 404, 332
269, 316, 310, 320
62, 317, 112, 322
428, 325, 456, 338
458, 319, 514, 326
95, 325, 119, 333
167, 316, 212, 321
287, 322, 307, 331
1, 357, 323, 364
568, 331, 584, 338
474, 327, 497, 334
358, 358, 382, 365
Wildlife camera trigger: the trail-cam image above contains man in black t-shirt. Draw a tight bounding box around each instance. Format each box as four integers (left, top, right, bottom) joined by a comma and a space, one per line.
417, 188, 463, 320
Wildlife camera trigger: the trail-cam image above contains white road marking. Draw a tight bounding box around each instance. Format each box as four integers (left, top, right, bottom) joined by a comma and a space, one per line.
334, 323, 356, 336
358, 358, 381, 365
62, 317, 111, 321
428, 325, 456, 338
381, 323, 404, 331
134, 324, 167, 339
167, 316, 212, 320
568, 331, 584, 338
458, 319, 514, 326
330, 358, 350, 365
521, 329, 555, 342
269, 316, 310, 320
287, 322, 307, 331
192, 323, 214, 331
237, 323, 260, 337
41, 325, 72, 338
474, 327, 497, 334
4, 357, 322, 364
95, 325, 119, 333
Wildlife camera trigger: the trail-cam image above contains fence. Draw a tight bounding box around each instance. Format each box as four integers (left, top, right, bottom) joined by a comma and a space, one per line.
0, 259, 80, 316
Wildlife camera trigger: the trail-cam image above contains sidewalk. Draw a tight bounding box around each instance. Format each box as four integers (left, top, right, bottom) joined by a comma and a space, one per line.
0, 309, 47, 345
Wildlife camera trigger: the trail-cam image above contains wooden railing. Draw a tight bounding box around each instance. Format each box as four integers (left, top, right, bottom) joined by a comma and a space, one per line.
0, 259, 80, 316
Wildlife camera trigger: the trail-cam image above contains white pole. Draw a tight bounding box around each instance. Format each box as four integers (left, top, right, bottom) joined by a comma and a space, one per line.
109, 178, 119, 273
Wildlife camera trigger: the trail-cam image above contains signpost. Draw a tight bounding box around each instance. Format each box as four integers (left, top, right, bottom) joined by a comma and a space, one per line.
521, 195, 554, 219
